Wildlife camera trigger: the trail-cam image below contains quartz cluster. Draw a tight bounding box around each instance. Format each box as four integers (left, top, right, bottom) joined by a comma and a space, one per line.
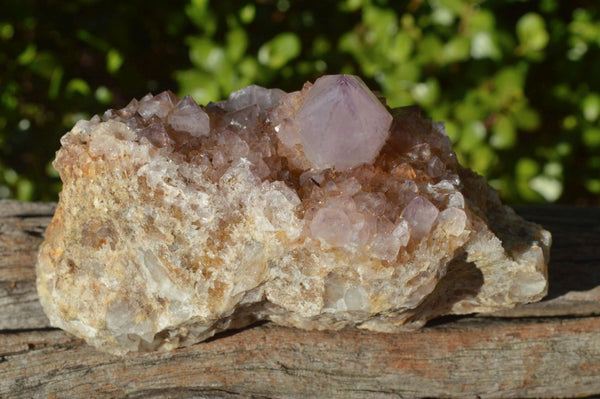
36, 75, 551, 355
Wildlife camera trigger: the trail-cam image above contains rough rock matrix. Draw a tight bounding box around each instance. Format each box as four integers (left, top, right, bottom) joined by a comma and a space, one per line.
37, 75, 551, 355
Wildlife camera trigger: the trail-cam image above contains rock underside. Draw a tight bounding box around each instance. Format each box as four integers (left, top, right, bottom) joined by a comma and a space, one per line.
36, 75, 551, 355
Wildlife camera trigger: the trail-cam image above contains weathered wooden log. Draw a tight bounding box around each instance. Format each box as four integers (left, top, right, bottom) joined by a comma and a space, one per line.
1, 200, 599, 398
0, 200, 54, 331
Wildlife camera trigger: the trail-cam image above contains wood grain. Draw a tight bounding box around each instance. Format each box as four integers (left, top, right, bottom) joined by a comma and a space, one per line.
0, 200, 54, 330
1, 200, 599, 398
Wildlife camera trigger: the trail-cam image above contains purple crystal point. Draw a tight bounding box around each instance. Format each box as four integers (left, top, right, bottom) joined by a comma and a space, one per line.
168, 95, 210, 138
401, 195, 440, 240
294, 75, 393, 171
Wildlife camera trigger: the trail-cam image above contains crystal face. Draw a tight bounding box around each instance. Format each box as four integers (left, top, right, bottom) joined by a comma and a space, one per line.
277, 74, 393, 171
36, 75, 551, 355
167, 95, 210, 138
213, 84, 286, 113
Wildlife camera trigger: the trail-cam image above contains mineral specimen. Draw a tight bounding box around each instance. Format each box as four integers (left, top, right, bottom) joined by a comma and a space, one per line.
36, 75, 551, 355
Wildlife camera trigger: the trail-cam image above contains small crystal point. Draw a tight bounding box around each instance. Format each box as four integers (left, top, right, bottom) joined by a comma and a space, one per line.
167, 95, 210, 138
215, 85, 286, 112
310, 207, 353, 247
137, 91, 178, 120
139, 123, 170, 147
293, 74, 393, 171
401, 196, 440, 240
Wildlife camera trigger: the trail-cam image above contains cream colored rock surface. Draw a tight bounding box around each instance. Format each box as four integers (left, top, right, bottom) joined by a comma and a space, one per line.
36, 75, 551, 355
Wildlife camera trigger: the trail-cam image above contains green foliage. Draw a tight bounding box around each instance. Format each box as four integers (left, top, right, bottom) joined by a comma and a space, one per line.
1, 0, 599, 204
0, 0, 192, 200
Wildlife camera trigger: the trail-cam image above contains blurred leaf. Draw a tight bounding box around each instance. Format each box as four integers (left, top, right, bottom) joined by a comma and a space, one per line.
17, 44, 36, 65
63, 112, 90, 127
339, 0, 367, 12
529, 175, 562, 201
555, 142, 572, 157
48, 67, 64, 100
258, 32, 301, 69
106, 49, 124, 74
490, 115, 516, 149
76, 29, 109, 52
516, 12, 549, 54
411, 78, 440, 107
186, 0, 216, 34
400, 13, 417, 31
214, 61, 238, 94
339, 31, 361, 56
239, 4, 255, 24
567, 39, 588, 61
65, 78, 91, 96
513, 107, 540, 131
442, 36, 470, 63
431, 5, 455, 27
471, 32, 501, 60
1, 85, 18, 110
363, 6, 397, 39
583, 127, 600, 148
586, 179, 600, 194
470, 144, 497, 176
466, 8, 496, 33
458, 121, 486, 153
544, 162, 562, 178
443, 120, 460, 143
436, 0, 467, 16
569, 8, 600, 44
582, 93, 600, 122
540, 0, 559, 13
175, 69, 220, 103
312, 35, 331, 57
238, 56, 259, 81
588, 156, 600, 169
386, 62, 421, 85
0, 22, 14, 40
3, 168, 18, 185
46, 161, 59, 179
454, 97, 486, 123
276, 0, 291, 12
187, 37, 214, 69
226, 29, 248, 61
516, 157, 543, 201
418, 34, 444, 64
389, 32, 413, 62
95, 86, 113, 104
562, 114, 577, 130
16, 178, 34, 201
493, 66, 526, 105
195, 45, 226, 75
516, 157, 539, 178
29, 52, 59, 79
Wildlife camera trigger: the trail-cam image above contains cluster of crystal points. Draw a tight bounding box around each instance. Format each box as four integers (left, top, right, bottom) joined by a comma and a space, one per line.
36, 75, 551, 355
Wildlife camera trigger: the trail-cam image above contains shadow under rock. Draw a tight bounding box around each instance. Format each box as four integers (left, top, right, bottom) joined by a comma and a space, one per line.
202, 320, 270, 344
408, 256, 485, 327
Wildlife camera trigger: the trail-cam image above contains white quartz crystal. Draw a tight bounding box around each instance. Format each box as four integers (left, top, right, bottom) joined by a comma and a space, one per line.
213, 84, 285, 113
36, 75, 551, 355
